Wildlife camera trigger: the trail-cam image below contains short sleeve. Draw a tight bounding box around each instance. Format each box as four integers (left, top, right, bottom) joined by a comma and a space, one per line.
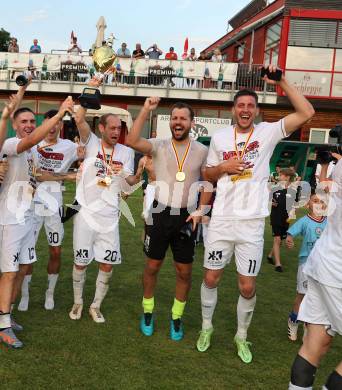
1, 138, 20, 157
263, 119, 287, 149
206, 136, 220, 167
287, 217, 305, 237
123, 147, 134, 175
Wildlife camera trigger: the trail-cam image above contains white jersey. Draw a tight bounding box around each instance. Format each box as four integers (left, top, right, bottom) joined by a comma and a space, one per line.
76, 132, 134, 218
304, 159, 342, 288
315, 161, 335, 182
0, 137, 36, 225
32, 138, 78, 208
207, 120, 286, 220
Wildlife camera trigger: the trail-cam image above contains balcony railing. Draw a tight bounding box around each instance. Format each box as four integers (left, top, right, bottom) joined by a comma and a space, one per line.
0, 52, 276, 98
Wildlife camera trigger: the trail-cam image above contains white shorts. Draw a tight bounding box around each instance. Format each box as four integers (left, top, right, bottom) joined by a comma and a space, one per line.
298, 276, 342, 336
204, 218, 265, 276
73, 211, 121, 266
33, 206, 64, 246
296, 263, 308, 294
0, 222, 37, 273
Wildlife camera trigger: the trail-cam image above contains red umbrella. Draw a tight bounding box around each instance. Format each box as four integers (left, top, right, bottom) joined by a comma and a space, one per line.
182, 37, 189, 59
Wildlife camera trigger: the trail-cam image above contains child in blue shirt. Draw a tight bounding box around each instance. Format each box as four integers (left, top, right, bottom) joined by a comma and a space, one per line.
285, 193, 327, 341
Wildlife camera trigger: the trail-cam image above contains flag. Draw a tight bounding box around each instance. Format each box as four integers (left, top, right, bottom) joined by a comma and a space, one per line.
182, 37, 189, 59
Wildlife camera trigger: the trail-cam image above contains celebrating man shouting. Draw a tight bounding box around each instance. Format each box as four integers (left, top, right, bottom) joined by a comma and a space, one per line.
196, 66, 315, 363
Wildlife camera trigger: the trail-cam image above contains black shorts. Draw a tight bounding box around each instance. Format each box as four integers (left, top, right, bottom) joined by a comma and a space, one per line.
143, 201, 196, 264
271, 223, 289, 239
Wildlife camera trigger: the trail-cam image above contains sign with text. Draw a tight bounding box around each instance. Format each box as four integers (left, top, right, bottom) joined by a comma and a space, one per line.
156, 115, 231, 140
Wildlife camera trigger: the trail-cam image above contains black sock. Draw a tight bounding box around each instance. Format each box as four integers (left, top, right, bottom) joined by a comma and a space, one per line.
325, 370, 342, 390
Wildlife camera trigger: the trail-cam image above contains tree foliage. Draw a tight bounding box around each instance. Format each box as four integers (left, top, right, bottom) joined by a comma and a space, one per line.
0, 28, 11, 52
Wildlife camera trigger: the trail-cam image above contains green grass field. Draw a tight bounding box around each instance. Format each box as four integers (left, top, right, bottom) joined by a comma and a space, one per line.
1, 184, 341, 390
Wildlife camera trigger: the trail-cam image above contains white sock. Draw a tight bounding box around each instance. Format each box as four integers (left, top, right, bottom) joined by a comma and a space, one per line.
0, 313, 11, 329
72, 266, 86, 305
235, 294, 256, 340
47, 274, 59, 294
201, 282, 217, 330
21, 275, 32, 298
90, 270, 112, 309
288, 383, 312, 390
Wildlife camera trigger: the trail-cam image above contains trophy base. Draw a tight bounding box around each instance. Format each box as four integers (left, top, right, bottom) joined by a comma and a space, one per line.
79, 87, 101, 110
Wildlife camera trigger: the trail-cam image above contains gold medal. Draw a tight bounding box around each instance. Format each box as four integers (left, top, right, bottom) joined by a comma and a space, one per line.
171, 140, 191, 183
176, 171, 186, 182
97, 176, 112, 187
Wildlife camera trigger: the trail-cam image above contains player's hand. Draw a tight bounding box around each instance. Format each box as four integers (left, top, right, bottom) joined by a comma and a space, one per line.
285, 235, 294, 249
331, 152, 342, 160
66, 171, 77, 181
0, 161, 9, 183
2, 94, 19, 120
88, 76, 102, 88
111, 162, 123, 175
186, 212, 201, 231
272, 200, 278, 207
262, 64, 283, 85
58, 96, 74, 118
143, 97, 160, 112
219, 158, 247, 175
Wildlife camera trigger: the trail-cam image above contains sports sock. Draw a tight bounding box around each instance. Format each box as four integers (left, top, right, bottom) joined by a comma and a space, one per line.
289, 311, 298, 322
47, 274, 59, 294
235, 294, 256, 340
142, 296, 154, 314
171, 298, 186, 320
21, 274, 32, 298
201, 282, 217, 330
0, 312, 11, 330
90, 269, 112, 309
72, 266, 86, 305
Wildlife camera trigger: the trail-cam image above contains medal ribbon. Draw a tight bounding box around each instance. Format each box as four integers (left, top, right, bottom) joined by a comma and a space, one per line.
171, 140, 191, 173
101, 141, 115, 177
234, 126, 254, 159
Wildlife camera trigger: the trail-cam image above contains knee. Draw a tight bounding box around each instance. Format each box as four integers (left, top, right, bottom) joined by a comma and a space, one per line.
239, 283, 255, 299
144, 262, 161, 276
204, 271, 220, 289
175, 268, 192, 283
74, 264, 87, 271
99, 264, 113, 273
274, 236, 281, 244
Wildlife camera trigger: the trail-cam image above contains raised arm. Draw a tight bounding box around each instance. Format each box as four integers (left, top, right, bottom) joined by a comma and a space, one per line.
0, 94, 19, 151
10, 77, 32, 118
17, 96, 74, 154
262, 65, 315, 136
125, 97, 160, 154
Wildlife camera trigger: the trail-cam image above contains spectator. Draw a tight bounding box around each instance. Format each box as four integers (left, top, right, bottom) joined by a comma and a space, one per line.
165, 47, 178, 60
68, 37, 82, 54
211, 47, 223, 62
186, 48, 197, 61
8, 37, 19, 53
145, 44, 163, 59
29, 39, 42, 54
117, 42, 131, 58
132, 43, 145, 59
198, 51, 207, 61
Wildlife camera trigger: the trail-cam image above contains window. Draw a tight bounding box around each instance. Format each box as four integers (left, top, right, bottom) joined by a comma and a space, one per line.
235, 43, 245, 61
264, 20, 282, 65
309, 128, 334, 144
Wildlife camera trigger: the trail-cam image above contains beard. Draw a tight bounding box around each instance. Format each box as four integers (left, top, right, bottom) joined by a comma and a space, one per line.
171, 127, 191, 141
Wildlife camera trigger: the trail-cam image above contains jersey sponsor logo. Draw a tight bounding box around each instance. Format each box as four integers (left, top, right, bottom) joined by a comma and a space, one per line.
208, 250, 222, 262
222, 141, 260, 162
38, 149, 64, 161
75, 249, 89, 260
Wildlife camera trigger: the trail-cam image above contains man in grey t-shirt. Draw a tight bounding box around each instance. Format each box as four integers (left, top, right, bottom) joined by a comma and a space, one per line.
126, 97, 208, 341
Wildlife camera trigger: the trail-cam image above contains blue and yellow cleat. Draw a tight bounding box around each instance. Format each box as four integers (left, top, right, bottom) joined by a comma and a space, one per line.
170, 319, 184, 341
140, 313, 154, 336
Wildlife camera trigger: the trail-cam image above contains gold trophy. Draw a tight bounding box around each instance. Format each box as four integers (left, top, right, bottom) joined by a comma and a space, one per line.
79, 34, 116, 110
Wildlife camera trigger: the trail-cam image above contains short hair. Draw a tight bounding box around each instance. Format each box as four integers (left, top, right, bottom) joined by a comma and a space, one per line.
44, 109, 58, 119
233, 89, 259, 106
13, 107, 35, 120
280, 168, 296, 180
170, 102, 194, 121
99, 113, 121, 127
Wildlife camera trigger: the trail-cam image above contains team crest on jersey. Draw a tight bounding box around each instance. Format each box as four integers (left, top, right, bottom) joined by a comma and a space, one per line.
315, 227, 323, 237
